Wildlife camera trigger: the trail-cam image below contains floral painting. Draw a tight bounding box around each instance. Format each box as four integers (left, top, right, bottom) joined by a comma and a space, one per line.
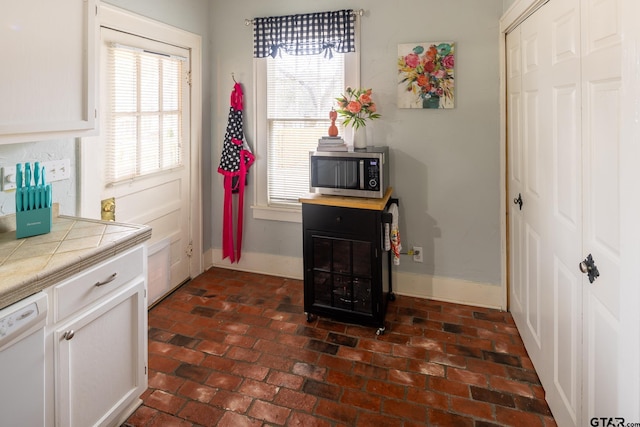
397, 42, 455, 109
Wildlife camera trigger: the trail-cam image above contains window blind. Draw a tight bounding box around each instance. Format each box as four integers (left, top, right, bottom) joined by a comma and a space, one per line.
106, 44, 185, 184
266, 52, 345, 204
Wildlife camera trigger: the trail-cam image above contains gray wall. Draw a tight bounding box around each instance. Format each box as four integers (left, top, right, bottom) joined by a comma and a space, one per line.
210, 0, 503, 286
504, 0, 517, 12
0, 0, 504, 288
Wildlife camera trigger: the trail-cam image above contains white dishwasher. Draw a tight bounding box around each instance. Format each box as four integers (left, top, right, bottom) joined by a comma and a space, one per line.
0, 292, 48, 426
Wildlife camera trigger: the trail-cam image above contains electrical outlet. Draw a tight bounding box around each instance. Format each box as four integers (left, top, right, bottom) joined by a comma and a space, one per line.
413, 246, 423, 263
42, 159, 71, 182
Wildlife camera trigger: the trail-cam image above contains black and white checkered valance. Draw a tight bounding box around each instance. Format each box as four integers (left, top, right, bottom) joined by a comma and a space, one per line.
253, 9, 355, 59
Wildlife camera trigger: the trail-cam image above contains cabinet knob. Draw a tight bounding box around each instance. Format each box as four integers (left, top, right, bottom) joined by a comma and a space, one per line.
63, 330, 75, 340
335, 216, 342, 223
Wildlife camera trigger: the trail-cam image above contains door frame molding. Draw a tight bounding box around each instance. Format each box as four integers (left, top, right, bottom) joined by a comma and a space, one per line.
79, 3, 203, 278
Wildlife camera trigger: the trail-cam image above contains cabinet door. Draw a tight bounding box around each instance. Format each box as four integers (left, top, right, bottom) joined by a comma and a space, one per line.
308, 234, 374, 315
0, 0, 96, 144
54, 279, 146, 427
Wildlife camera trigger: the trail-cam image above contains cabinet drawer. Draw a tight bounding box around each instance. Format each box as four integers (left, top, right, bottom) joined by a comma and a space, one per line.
53, 246, 145, 322
303, 205, 377, 236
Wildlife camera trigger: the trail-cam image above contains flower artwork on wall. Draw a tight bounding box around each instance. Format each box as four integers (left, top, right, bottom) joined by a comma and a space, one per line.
397, 42, 455, 109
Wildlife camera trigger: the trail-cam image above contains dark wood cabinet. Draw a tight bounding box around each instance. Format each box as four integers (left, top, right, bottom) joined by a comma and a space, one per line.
300, 189, 396, 335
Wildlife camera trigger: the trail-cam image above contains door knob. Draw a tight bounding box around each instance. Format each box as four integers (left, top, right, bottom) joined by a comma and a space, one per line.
579, 254, 600, 283
513, 193, 523, 210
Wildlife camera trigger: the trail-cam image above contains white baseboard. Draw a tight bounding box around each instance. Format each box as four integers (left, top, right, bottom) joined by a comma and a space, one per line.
392, 270, 505, 310
205, 248, 304, 280
204, 249, 505, 310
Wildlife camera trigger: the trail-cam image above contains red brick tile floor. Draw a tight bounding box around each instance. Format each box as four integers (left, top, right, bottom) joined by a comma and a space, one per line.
122, 267, 557, 427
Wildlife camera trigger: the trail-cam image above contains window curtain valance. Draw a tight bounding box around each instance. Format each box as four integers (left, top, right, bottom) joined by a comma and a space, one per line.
253, 9, 355, 59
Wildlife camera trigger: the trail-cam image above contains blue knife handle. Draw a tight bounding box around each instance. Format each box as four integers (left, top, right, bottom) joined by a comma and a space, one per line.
23, 188, 29, 210
35, 188, 40, 209
34, 162, 40, 188
28, 188, 35, 210
25, 163, 31, 187
16, 189, 22, 212
16, 163, 23, 188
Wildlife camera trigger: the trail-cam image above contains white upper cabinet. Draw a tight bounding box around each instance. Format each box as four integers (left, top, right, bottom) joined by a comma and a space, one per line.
0, 0, 97, 144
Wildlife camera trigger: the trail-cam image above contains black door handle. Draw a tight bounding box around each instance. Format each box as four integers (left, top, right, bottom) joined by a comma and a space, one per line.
513, 193, 523, 210
579, 254, 600, 283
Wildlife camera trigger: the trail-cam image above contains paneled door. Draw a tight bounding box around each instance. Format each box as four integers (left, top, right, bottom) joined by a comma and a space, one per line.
579, 0, 622, 419
507, 0, 622, 425
81, 25, 193, 294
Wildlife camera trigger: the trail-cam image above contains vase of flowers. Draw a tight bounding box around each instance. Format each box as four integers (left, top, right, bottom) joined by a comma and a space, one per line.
336, 87, 381, 149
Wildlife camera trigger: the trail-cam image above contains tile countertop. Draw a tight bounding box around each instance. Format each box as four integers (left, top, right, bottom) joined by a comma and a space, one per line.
0, 210, 152, 311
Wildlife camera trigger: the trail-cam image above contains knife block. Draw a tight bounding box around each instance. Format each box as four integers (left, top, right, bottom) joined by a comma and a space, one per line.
16, 206, 52, 239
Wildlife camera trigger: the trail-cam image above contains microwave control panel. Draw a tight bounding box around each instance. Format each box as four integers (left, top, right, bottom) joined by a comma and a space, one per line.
367, 159, 380, 190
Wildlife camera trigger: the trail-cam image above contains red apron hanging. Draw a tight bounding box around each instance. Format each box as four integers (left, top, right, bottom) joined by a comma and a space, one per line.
218, 82, 255, 263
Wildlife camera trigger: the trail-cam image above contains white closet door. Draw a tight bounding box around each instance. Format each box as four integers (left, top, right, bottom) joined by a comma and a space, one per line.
508, 0, 639, 425
509, 0, 583, 425
545, 0, 583, 425
580, 0, 622, 421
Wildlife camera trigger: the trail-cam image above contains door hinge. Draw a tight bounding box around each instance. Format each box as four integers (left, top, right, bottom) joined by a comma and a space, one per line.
186, 243, 193, 257
186, 70, 192, 86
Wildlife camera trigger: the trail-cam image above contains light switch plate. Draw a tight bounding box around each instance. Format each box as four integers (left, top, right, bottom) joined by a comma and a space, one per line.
2, 159, 71, 192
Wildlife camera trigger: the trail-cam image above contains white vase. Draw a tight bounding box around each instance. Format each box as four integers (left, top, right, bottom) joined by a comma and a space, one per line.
352, 126, 366, 150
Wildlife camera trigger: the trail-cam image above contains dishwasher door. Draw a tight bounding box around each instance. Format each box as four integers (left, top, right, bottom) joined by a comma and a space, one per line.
0, 292, 48, 427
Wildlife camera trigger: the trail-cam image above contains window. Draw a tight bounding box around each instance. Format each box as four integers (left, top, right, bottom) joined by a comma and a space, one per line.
267, 52, 345, 204
106, 44, 185, 184
254, 29, 359, 222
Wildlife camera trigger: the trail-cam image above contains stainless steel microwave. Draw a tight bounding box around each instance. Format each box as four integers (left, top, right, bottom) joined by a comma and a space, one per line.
309, 146, 389, 198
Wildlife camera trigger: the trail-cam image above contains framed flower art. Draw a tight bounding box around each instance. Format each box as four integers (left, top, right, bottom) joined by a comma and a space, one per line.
397, 42, 455, 109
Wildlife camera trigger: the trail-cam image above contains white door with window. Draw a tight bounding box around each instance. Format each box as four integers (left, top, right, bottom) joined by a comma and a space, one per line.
507, 0, 625, 425
81, 7, 201, 303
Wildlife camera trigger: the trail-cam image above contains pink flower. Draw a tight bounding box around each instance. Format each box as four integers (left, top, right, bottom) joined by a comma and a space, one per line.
424, 61, 435, 73
335, 87, 380, 128
405, 53, 420, 68
442, 54, 455, 69
347, 101, 362, 114
433, 69, 446, 79
359, 93, 372, 104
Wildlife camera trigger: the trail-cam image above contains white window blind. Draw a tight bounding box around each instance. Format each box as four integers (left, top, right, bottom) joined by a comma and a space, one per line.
266, 52, 345, 204
106, 44, 185, 184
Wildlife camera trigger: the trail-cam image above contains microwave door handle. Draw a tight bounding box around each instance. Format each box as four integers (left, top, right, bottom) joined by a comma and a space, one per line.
359, 160, 365, 189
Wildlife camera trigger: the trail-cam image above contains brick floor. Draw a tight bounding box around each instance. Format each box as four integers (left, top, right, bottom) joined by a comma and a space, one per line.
122, 267, 557, 427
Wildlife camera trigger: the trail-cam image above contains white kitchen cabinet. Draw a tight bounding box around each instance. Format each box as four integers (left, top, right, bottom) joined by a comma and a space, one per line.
0, 0, 97, 144
46, 245, 147, 427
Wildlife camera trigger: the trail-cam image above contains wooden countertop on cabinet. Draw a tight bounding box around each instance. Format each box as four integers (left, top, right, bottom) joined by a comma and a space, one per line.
299, 187, 393, 211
